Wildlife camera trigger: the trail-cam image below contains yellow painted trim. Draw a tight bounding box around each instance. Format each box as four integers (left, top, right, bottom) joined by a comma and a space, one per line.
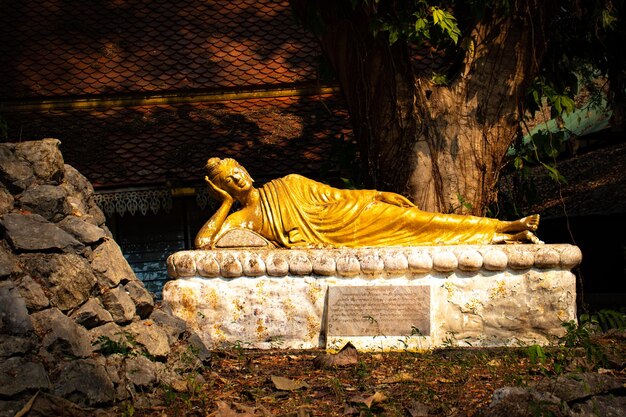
170, 187, 196, 197
0, 84, 341, 112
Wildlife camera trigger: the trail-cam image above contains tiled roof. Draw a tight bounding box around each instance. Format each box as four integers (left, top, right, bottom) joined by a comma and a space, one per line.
2, 94, 354, 189
0, 0, 320, 99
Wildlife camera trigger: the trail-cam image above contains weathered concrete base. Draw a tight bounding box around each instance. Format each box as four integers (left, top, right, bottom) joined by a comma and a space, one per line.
164, 245, 580, 351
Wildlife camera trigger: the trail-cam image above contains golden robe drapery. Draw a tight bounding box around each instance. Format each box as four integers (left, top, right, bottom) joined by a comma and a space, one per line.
257, 174, 501, 248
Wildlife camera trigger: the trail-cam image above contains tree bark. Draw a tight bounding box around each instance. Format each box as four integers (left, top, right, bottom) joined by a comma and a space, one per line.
291, 1, 550, 215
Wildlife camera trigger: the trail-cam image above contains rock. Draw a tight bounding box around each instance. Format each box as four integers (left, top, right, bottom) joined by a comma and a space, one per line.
534, 372, 623, 403
89, 322, 123, 349
13, 139, 64, 184
0, 213, 83, 253
91, 240, 136, 288
149, 307, 187, 343
58, 215, 106, 244
100, 286, 136, 324
124, 280, 154, 319
477, 386, 567, 417
71, 298, 113, 329
61, 164, 106, 226
15, 275, 50, 311
0, 281, 33, 334
3, 392, 97, 417
126, 320, 171, 359
187, 331, 212, 364
30, 307, 93, 358
570, 393, 626, 417
312, 254, 336, 276
19, 253, 97, 312
0, 244, 20, 278
0, 335, 35, 358
52, 358, 115, 406
125, 354, 158, 388
0, 185, 13, 215
104, 354, 129, 400
0, 144, 34, 192
17, 184, 71, 222
0, 357, 50, 396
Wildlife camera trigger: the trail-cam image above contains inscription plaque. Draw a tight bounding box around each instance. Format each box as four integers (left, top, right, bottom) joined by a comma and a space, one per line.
327, 286, 431, 337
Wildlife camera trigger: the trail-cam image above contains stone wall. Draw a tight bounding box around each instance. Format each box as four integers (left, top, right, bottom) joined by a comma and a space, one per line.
0, 139, 208, 416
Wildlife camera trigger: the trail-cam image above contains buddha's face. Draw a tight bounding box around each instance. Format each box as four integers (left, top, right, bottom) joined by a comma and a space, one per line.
213, 160, 254, 199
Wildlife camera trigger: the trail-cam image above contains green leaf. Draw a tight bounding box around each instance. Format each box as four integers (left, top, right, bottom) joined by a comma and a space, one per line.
388, 27, 399, 45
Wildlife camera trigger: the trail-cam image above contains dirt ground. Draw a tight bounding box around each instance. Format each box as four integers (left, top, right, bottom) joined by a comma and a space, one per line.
126, 332, 626, 417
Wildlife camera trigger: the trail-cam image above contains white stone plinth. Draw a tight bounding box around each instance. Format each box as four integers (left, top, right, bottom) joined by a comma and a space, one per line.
163, 245, 581, 351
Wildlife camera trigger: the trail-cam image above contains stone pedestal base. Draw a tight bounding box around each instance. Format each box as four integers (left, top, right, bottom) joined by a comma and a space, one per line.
163, 245, 581, 351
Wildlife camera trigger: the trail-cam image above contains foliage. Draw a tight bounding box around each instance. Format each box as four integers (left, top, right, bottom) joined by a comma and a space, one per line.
526, 310, 626, 375
93, 332, 137, 356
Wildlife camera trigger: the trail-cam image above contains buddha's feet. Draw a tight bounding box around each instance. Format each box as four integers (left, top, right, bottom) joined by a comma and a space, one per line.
519, 214, 540, 231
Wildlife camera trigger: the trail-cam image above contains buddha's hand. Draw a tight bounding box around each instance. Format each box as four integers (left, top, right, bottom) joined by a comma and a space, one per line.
376, 191, 416, 208
205, 176, 233, 203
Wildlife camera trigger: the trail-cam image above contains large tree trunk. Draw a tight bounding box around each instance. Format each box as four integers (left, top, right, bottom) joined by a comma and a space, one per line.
291, 1, 550, 215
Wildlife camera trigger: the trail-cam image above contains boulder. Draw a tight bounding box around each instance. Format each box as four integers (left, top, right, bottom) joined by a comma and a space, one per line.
0, 357, 50, 397
125, 354, 158, 388
100, 286, 136, 324
52, 358, 115, 406
91, 240, 137, 288
149, 306, 187, 343
71, 298, 113, 329
0, 335, 35, 358
0, 185, 13, 215
13, 138, 64, 184
0, 144, 35, 192
126, 320, 171, 359
58, 215, 106, 244
61, 164, 106, 226
19, 254, 97, 312
0, 281, 32, 334
89, 322, 123, 349
0, 244, 20, 278
0, 213, 83, 253
17, 184, 71, 222
15, 275, 50, 311
124, 280, 154, 319
30, 308, 93, 358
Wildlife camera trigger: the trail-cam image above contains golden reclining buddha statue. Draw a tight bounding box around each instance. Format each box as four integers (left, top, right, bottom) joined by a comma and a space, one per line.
195, 157, 541, 249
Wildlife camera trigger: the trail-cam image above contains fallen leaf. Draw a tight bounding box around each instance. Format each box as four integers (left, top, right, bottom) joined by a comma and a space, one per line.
211, 401, 257, 417
487, 359, 501, 367
313, 342, 358, 369
271, 375, 309, 391
381, 371, 415, 384
14, 391, 39, 417
350, 391, 387, 408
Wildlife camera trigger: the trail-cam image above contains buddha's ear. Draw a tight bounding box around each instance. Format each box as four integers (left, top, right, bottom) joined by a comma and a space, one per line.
241, 165, 254, 183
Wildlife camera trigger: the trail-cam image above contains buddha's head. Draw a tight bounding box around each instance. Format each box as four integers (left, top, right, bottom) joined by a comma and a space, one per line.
205, 157, 255, 200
